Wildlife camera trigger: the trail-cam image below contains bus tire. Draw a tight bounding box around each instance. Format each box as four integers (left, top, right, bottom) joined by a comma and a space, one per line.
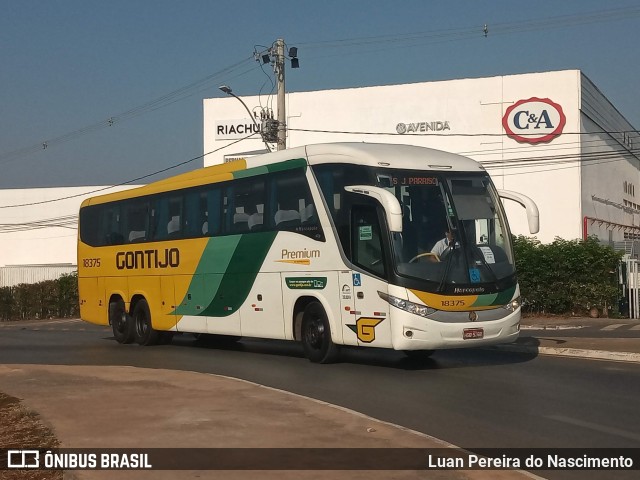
301, 301, 339, 363
132, 299, 159, 346
109, 299, 134, 344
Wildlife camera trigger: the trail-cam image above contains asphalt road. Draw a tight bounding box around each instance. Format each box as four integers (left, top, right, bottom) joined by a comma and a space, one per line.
1, 319, 640, 480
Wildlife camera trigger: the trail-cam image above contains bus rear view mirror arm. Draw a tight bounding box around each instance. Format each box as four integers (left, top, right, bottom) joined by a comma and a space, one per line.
498, 190, 540, 234
344, 185, 403, 232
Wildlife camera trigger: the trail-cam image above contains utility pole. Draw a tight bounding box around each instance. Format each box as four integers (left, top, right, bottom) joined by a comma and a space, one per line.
253, 38, 298, 150
274, 38, 286, 151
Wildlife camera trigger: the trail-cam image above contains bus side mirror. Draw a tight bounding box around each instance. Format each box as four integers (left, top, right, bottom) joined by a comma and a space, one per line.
344, 185, 403, 233
498, 190, 539, 234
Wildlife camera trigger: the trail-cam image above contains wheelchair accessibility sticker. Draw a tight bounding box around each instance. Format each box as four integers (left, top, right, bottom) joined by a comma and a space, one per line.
469, 268, 481, 283
352, 273, 361, 287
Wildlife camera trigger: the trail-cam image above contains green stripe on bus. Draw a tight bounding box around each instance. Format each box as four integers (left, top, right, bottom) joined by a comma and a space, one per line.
232, 158, 307, 180
200, 231, 277, 317
471, 285, 516, 307
173, 236, 242, 316
267, 158, 307, 173
233, 165, 270, 179
471, 293, 498, 307
470, 285, 516, 308
493, 285, 518, 305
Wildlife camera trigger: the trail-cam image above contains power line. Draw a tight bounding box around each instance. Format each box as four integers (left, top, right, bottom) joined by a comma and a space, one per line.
2, 133, 637, 232
4, 6, 639, 168
288, 127, 640, 138
295, 6, 640, 53
0, 133, 259, 210
0, 57, 257, 166
2, 128, 637, 210
0, 214, 78, 233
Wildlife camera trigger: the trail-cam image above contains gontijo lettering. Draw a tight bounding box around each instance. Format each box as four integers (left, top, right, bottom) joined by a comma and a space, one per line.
116, 248, 180, 270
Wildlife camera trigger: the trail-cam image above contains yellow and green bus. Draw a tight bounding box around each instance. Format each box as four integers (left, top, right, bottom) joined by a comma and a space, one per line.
78, 143, 538, 362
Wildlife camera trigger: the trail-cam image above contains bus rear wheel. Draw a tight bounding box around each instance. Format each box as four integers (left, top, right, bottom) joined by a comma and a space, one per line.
133, 299, 159, 346
110, 299, 134, 344
301, 302, 339, 363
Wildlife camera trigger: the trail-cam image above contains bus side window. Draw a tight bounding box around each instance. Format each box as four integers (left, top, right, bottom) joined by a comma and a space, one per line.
270, 168, 319, 233
226, 177, 265, 234
125, 200, 149, 243
167, 196, 183, 238
206, 187, 222, 236
274, 196, 301, 228
184, 189, 206, 238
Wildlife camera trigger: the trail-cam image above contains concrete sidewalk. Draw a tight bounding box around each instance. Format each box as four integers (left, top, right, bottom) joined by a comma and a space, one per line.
505, 315, 640, 363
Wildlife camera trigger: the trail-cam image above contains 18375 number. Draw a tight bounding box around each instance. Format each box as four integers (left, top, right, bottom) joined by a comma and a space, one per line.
441, 299, 465, 307
82, 258, 101, 268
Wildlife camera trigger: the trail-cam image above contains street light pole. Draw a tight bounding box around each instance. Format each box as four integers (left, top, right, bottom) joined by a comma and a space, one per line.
218, 85, 271, 152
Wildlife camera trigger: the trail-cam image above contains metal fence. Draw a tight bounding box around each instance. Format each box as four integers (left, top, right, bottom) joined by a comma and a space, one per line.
0, 264, 77, 288
623, 257, 640, 319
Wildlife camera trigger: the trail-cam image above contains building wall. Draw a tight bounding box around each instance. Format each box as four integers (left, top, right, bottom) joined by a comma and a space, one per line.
204, 70, 590, 242
0, 186, 136, 268
579, 74, 640, 243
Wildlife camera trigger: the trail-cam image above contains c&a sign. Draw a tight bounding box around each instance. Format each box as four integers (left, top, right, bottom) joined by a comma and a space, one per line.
502, 97, 566, 144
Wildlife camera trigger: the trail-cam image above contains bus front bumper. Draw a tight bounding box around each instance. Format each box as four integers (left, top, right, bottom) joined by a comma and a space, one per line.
390, 307, 521, 351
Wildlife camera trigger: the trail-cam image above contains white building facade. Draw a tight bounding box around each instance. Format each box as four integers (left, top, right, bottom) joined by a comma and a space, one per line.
204, 70, 640, 244
0, 186, 136, 276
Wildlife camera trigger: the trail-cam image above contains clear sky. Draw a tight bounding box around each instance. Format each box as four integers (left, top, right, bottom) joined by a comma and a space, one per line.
1, 0, 639, 189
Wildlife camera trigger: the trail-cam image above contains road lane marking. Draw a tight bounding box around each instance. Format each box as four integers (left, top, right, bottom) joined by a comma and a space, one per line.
546, 415, 640, 442
601, 324, 626, 331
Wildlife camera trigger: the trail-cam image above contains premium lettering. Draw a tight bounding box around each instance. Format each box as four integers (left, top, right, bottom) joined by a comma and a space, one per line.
281, 248, 320, 260
116, 248, 180, 270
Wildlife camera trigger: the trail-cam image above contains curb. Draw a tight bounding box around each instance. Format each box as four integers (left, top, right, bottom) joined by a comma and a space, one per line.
491, 344, 640, 363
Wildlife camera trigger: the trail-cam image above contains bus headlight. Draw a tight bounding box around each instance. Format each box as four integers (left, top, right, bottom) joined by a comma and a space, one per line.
502, 296, 521, 312
378, 291, 437, 317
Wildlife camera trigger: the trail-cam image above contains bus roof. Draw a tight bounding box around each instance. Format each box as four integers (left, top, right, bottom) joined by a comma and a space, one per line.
81, 143, 484, 207
303, 142, 483, 170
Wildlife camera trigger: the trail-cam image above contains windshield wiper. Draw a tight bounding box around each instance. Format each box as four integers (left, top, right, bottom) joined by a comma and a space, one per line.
437, 242, 457, 293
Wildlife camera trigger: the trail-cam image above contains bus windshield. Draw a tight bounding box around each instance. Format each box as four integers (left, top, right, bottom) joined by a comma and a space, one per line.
313, 163, 515, 292
378, 170, 515, 288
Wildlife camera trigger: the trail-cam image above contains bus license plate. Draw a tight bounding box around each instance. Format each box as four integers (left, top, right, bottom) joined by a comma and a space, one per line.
463, 328, 484, 340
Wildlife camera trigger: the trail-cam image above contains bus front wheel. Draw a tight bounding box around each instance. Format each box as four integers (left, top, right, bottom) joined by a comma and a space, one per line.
301, 302, 339, 364
133, 299, 159, 346
109, 299, 134, 344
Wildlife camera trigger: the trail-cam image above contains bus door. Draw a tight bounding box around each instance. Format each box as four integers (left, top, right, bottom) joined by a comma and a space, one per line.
338, 270, 358, 346
349, 204, 392, 348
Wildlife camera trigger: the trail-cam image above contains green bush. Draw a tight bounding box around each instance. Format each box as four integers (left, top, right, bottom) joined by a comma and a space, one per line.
0, 272, 78, 321
513, 236, 622, 316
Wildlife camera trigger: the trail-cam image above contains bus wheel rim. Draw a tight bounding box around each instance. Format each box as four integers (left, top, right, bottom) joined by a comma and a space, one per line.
306, 317, 324, 350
